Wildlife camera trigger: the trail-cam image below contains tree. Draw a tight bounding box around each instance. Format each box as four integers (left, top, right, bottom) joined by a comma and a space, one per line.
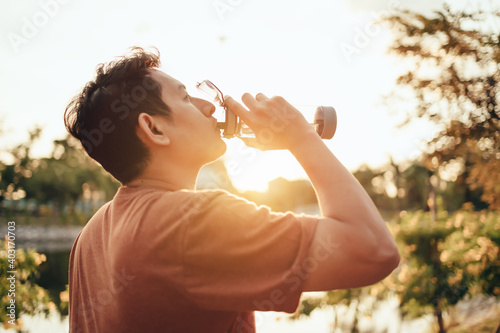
392, 208, 500, 333
1, 130, 120, 223
0, 127, 42, 215
0, 239, 52, 331
395, 211, 466, 333
24, 136, 120, 222
383, 4, 500, 209
353, 160, 456, 216
293, 288, 374, 333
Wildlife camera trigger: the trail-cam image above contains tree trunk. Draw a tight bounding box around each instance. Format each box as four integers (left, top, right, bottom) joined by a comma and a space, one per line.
495, 319, 500, 333
351, 300, 360, 333
331, 306, 337, 333
435, 306, 446, 333
428, 171, 437, 222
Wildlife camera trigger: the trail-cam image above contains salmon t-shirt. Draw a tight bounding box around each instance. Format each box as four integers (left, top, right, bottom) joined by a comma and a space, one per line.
69, 186, 319, 333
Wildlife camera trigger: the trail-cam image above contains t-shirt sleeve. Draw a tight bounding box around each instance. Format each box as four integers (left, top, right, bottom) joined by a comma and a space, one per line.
178, 190, 319, 313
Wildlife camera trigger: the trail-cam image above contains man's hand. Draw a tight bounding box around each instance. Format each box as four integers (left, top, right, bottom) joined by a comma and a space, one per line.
224, 93, 315, 150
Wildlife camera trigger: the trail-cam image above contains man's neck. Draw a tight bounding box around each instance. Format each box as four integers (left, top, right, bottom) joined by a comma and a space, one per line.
126, 162, 200, 191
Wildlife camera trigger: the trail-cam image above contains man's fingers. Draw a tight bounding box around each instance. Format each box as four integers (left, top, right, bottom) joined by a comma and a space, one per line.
241, 93, 261, 111
224, 95, 249, 119
255, 93, 269, 102
239, 92, 271, 111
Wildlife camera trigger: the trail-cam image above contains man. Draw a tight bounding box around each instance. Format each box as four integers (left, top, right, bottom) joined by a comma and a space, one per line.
65, 47, 400, 333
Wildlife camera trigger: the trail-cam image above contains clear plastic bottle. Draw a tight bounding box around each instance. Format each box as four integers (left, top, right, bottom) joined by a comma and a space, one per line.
217, 105, 337, 140
196, 80, 337, 140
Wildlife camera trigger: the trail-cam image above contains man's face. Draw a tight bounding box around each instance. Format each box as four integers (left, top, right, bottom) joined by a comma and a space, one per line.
149, 70, 227, 165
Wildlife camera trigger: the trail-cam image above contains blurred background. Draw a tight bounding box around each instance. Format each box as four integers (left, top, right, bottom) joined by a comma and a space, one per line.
0, 0, 499, 332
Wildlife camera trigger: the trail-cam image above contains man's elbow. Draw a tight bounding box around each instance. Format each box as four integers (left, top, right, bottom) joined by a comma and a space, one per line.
377, 243, 401, 276
341, 244, 400, 289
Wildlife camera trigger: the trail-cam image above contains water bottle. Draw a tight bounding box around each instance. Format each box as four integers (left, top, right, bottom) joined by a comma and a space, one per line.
217, 105, 337, 139
196, 80, 337, 139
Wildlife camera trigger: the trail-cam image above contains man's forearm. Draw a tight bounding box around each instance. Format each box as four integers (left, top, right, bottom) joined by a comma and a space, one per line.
289, 131, 392, 243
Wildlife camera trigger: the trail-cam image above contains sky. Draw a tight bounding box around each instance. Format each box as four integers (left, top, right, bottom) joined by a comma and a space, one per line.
0, 0, 493, 191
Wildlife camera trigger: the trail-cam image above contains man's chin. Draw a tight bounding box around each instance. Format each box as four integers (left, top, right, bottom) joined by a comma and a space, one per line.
204, 143, 227, 166
216, 140, 227, 157
206, 136, 226, 155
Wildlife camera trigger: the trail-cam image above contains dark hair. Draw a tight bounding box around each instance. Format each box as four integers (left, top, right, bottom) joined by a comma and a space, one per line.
64, 46, 170, 184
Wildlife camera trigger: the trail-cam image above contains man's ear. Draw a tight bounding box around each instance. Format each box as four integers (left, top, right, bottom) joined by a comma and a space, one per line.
137, 113, 170, 146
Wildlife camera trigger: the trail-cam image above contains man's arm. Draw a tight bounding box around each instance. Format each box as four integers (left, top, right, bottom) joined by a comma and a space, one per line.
289, 129, 400, 290
225, 93, 400, 291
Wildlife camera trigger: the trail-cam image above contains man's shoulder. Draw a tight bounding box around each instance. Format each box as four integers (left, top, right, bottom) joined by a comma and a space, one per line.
186, 188, 259, 209
114, 186, 232, 201
187, 188, 236, 201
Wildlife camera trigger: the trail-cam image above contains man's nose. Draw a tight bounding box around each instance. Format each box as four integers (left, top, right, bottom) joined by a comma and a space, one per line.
194, 97, 216, 116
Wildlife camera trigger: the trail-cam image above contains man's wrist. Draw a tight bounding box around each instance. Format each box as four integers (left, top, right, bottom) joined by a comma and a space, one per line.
288, 129, 324, 157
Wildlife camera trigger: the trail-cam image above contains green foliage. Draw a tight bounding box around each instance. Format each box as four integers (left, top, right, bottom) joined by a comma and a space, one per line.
439, 209, 500, 297
58, 284, 69, 317
0, 239, 51, 330
390, 209, 500, 331
296, 209, 500, 331
395, 211, 466, 318
0, 127, 42, 211
25, 136, 120, 206
1, 129, 120, 223
383, 5, 500, 209
353, 159, 475, 219
294, 296, 323, 318
294, 287, 375, 333
295, 288, 366, 319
